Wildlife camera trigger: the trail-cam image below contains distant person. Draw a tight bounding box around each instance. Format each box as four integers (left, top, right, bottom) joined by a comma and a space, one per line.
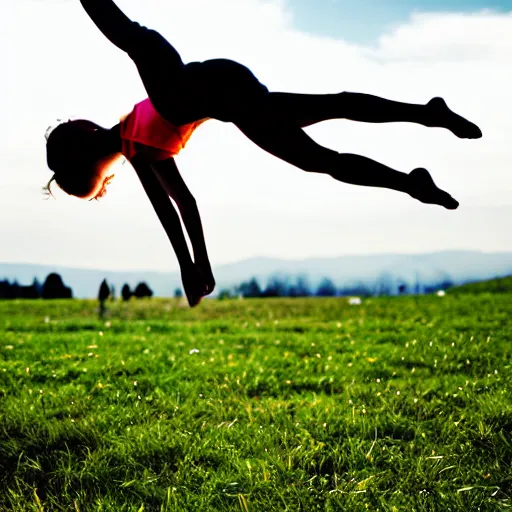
45, 0, 482, 307
98, 278, 111, 319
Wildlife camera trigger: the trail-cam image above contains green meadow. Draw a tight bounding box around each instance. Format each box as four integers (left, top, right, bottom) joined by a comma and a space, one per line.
1, 287, 511, 511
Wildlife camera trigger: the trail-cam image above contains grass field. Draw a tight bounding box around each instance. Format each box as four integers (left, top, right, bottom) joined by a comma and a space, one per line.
1, 290, 511, 511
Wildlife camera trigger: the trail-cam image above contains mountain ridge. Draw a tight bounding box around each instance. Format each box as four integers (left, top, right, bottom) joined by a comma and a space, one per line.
1, 250, 511, 298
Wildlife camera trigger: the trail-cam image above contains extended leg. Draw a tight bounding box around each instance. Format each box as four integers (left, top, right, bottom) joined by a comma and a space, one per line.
132, 159, 206, 306
152, 158, 216, 296
235, 112, 458, 209
268, 92, 482, 138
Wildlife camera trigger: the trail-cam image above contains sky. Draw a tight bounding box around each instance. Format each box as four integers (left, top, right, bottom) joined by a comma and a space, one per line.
291, 0, 512, 42
1, 0, 511, 272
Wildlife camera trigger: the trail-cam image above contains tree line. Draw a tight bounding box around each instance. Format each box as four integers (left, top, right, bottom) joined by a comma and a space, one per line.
0, 274, 156, 301
0, 273, 72, 299
218, 274, 454, 299
1, 272, 455, 301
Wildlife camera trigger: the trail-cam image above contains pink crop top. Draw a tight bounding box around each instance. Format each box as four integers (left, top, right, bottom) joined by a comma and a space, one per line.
120, 98, 207, 161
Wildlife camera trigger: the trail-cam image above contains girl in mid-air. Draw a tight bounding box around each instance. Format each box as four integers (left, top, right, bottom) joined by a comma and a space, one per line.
45, 0, 482, 307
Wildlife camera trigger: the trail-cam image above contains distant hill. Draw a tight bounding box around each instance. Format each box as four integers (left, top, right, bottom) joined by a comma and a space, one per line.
1, 250, 511, 298
449, 275, 512, 295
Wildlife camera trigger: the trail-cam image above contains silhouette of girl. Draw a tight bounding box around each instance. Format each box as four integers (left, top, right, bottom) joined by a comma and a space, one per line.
45, 0, 482, 307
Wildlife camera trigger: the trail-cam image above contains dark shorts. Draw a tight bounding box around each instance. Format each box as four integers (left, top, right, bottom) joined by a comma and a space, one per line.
131, 26, 269, 125
182, 59, 270, 123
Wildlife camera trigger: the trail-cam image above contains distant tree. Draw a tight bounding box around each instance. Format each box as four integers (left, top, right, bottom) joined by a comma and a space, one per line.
10, 280, 21, 299
262, 276, 289, 297
110, 285, 116, 301
289, 275, 312, 297
439, 279, 454, 291
413, 272, 422, 295
424, 278, 454, 295
398, 283, 408, 295
32, 278, 43, 297
174, 288, 183, 299
134, 282, 153, 299
42, 273, 72, 299
0, 280, 9, 299
4, 279, 40, 299
316, 278, 337, 297
217, 289, 232, 300
288, 285, 299, 298
121, 284, 132, 301
236, 278, 262, 298
338, 281, 372, 297
0, 280, 16, 299
375, 272, 394, 296
20, 282, 40, 299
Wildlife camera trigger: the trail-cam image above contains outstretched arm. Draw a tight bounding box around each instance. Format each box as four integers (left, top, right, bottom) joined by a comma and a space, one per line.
131, 156, 206, 306
151, 158, 216, 295
78, 0, 143, 52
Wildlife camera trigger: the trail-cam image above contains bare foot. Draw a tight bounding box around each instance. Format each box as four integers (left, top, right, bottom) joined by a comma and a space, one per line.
426, 97, 482, 139
181, 264, 207, 307
408, 168, 459, 210
201, 265, 216, 297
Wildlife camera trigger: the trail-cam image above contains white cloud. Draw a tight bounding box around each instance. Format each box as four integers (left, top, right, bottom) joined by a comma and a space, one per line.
371, 11, 512, 63
1, 0, 511, 271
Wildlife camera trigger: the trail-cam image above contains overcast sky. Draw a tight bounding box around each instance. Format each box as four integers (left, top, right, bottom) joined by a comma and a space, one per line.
1, 0, 511, 272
